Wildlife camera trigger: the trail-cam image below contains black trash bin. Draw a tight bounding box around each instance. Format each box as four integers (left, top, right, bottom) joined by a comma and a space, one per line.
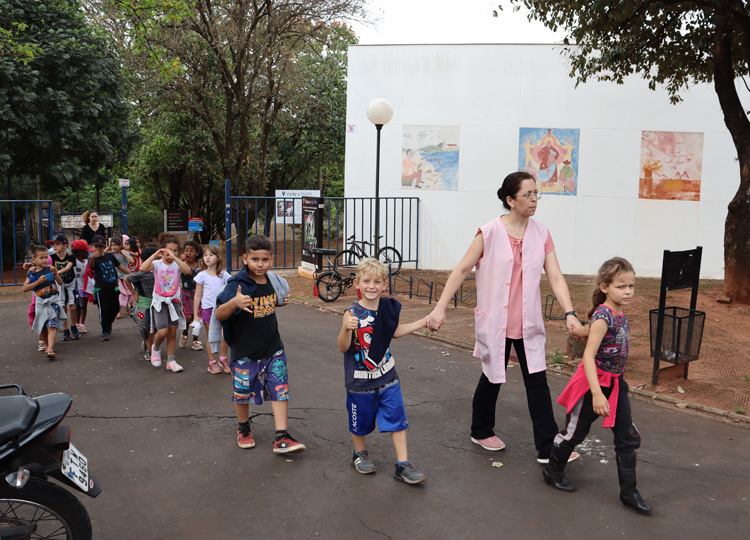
649, 306, 706, 364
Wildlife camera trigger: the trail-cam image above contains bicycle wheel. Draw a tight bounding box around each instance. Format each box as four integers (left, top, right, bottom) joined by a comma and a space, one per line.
377, 246, 402, 275
315, 271, 343, 302
333, 249, 363, 275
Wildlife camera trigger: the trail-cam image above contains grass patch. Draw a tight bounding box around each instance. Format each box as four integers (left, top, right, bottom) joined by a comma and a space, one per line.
546, 347, 566, 365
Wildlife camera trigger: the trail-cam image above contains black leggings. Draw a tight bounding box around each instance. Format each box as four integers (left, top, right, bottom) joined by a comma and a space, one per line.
554, 378, 641, 456
95, 288, 120, 334
471, 338, 559, 458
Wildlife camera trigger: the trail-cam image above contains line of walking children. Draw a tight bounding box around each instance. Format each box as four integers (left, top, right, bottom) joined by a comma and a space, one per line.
23, 230, 653, 507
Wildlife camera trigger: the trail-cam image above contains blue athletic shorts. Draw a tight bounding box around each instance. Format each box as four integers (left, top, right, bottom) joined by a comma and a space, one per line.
231, 350, 289, 405
346, 382, 409, 436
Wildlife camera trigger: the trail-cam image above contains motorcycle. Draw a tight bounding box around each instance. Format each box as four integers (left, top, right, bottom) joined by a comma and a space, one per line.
0, 384, 101, 540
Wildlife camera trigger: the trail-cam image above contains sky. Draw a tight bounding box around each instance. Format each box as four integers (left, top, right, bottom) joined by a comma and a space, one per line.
349, 0, 566, 45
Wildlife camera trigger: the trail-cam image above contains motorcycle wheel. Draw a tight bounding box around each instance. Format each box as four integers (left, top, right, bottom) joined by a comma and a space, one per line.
0, 477, 92, 540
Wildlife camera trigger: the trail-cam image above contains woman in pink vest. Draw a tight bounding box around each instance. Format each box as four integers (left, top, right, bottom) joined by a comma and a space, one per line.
427, 171, 582, 464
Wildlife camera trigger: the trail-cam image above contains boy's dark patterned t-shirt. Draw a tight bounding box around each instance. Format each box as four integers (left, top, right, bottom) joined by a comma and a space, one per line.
51, 253, 75, 284
27, 268, 59, 299
343, 301, 398, 392
90, 253, 119, 289
226, 281, 283, 362
591, 304, 629, 375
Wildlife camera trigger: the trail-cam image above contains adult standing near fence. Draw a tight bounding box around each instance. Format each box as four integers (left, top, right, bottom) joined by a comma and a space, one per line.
80, 210, 107, 244
426, 171, 582, 464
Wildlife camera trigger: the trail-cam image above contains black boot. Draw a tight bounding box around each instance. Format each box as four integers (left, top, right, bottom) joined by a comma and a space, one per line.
617, 452, 652, 513
542, 445, 575, 492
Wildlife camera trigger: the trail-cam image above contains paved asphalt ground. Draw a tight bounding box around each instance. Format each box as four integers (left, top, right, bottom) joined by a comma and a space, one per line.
2, 298, 749, 539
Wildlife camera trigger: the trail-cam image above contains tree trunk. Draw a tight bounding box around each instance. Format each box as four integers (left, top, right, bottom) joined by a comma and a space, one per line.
713, 26, 750, 304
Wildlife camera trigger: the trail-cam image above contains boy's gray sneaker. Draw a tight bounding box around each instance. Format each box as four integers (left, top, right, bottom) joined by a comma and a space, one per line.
352, 450, 376, 474
393, 461, 426, 484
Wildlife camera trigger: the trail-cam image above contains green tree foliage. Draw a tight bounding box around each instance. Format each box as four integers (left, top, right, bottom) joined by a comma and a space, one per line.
128, 111, 224, 242
108, 0, 366, 195
504, 0, 750, 303
266, 22, 357, 197
0, 0, 134, 190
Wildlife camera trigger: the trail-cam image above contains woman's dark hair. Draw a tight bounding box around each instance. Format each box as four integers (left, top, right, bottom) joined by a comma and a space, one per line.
497, 171, 535, 211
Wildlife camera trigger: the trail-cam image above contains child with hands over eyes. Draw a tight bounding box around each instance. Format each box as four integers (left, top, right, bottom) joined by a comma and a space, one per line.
140, 237, 193, 373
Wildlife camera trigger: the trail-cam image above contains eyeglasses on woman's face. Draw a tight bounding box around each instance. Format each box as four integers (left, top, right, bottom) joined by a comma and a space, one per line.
513, 190, 541, 200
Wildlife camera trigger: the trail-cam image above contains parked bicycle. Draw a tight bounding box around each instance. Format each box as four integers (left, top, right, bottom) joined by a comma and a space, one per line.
312, 248, 355, 302
332, 235, 402, 276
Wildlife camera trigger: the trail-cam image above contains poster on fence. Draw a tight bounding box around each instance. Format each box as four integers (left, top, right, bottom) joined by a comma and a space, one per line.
301, 197, 323, 271
275, 190, 320, 225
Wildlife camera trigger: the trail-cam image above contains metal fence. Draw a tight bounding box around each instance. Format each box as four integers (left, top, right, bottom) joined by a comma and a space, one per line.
0, 200, 54, 286
226, 195, 420, 272
0, 201, 125, 287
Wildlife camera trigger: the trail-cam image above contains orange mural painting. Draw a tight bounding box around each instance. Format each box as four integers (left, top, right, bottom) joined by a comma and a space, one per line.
639, 131, 704, 201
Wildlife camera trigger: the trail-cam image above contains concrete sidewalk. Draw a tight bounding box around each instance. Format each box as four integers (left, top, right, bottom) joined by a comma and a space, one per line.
2, 298, 748, 539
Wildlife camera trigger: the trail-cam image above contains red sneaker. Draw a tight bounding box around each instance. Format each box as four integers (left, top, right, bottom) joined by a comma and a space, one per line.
273, 432, 306, 454
237, 429, 256, 449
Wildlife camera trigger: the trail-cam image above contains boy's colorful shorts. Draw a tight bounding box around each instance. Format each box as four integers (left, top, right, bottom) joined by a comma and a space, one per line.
231, 350, 289, 405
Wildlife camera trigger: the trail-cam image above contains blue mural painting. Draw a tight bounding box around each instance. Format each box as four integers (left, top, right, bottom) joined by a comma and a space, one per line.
518, 127, 581, 196
402, 125, 460, 191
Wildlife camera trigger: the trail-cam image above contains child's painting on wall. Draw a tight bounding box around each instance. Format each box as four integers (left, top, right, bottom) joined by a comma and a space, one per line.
402, 126, 460, 191
518, 127, 580, 196
639, 131, 704, 201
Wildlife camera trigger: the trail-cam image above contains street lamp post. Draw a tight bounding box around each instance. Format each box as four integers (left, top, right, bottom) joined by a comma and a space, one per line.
366, 98, 394, 253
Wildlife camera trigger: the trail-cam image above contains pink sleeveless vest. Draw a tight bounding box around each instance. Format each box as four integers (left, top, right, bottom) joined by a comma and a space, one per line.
473, 217, 548, 383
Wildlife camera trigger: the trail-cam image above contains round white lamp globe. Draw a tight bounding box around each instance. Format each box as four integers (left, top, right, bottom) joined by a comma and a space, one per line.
366, 98, 394, 126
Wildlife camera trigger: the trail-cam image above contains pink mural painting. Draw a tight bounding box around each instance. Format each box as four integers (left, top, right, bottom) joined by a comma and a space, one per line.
639, 131, 704, 201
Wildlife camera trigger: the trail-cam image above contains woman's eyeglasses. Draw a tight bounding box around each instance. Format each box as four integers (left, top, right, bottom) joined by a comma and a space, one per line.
513, 191, 541, 200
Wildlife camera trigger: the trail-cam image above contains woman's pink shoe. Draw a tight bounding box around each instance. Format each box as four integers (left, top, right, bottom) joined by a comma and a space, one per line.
470, 435, 506, 451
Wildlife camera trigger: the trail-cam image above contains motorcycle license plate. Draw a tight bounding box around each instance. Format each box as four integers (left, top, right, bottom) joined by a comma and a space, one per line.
61, 443, 89, 493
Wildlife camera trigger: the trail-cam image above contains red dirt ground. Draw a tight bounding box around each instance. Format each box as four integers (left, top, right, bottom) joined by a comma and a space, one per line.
291, 269, 750, 418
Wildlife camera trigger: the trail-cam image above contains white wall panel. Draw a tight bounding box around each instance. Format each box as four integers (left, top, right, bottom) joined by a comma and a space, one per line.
459, 46, 523, 127
345, 44, 737, 279
635, 200, 701, 276
701, 132, 741, 203
570, 197, 639, 275
576, 129, 641, 199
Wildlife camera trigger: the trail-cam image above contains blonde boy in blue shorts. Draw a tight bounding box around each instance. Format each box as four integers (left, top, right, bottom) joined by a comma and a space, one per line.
337, 258, 428, 484
215, 235, 303, 453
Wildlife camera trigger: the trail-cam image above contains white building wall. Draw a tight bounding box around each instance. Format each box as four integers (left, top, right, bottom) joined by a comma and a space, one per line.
344, 44, 746, 278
